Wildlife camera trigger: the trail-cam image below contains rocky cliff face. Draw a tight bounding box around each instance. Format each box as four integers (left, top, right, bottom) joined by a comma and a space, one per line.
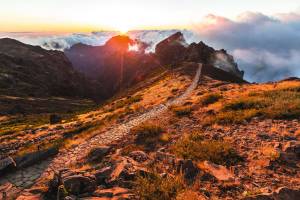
65, 35, 160, 98
0, 38, 96, 98
155, 32, 244, 78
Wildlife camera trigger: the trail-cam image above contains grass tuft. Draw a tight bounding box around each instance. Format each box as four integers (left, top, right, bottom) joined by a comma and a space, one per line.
204, 84, 300, 125
134, 172, 185, 200
201, 93, 222, 106
172, 132, 240, 166
132, 123, 168, 151
171, 106, 192, 117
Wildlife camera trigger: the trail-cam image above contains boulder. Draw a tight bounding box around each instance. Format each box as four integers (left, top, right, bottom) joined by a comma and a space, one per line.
273, 187, 300, 200
277, 142, 300, 166
14, 147, 58, 168
63, 175, 97, 195
94, 166, 113, 185
283, 141, 300, 157
87, 146, 112, 162
197, 161, 235, 181
128, 151, 148, 162
0, 156, 16, 175
243, 187, 300, 200
109, 157, 149, 187
47, 168, 97, 197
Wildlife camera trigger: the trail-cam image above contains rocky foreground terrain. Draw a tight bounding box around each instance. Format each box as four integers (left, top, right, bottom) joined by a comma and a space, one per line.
0, 33, 299, 200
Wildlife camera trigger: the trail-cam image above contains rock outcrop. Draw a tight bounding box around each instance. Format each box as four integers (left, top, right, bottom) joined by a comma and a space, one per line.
155, 32, 244, 78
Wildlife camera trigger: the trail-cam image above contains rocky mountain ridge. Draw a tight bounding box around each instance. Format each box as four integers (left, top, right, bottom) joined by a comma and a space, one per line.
0, 38, 96, 99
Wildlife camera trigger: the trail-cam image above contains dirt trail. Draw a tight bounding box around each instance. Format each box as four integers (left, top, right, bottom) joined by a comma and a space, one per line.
0, 64, 202, 198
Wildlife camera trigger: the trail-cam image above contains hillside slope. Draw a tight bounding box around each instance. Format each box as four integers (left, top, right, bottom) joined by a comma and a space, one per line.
0, 63, 299, 200
0, 38, 96, 99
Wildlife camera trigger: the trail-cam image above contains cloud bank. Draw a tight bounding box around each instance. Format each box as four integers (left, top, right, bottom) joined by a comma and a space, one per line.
1, 11, 300, 82
192, 12, 300, 82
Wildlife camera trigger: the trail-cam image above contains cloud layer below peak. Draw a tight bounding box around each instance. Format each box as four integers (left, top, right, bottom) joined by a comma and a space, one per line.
1, 11, 300, 82
192, 12, 300, 82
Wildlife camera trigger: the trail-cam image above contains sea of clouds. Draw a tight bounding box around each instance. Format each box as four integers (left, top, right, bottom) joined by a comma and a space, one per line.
1, 11, 300, 82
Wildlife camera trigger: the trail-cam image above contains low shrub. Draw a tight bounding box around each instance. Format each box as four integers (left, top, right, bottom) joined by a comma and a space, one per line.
132, 123, 167, 150
134, 172, 185, 200
172, 132, 240, 166
205, 86, 300, 125
114, 95, 143, 110
223, 99, 266, 111
171, 88, 179, 94
171, 106, 192, 117
201, 93, 222, 106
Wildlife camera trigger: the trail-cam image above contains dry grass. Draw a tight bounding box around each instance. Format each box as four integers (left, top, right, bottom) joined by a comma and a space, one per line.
204, 82, 300, 125
176, 190, 202, 200
134, 172, 185, 200
201, 93, 222, 106
171, 106, 192, 117
132, 123, 169, 151
172, 131, 240, 166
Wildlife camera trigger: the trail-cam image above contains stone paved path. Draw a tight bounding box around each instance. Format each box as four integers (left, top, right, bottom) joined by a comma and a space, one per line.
0, 64, 202, 198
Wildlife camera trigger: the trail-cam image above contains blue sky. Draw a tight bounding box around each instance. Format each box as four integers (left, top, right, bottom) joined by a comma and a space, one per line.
1, 0, 300, 32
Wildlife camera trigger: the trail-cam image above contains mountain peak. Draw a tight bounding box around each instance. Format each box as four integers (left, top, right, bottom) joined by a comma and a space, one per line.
104, 35, 134, 51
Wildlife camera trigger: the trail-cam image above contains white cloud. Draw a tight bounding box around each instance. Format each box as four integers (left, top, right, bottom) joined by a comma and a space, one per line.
192, 12, 300, 82
2, 11, 300, 82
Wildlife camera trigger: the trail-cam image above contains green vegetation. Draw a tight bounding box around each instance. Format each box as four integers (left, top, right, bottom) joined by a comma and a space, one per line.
205, 86, 300, 125
201, 93, 222, 106
172, 131, 240, 166
134, 172, 185, 200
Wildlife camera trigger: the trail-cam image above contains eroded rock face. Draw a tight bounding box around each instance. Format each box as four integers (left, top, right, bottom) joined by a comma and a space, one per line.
155, 32, 244, 79
155, 32, 188, 66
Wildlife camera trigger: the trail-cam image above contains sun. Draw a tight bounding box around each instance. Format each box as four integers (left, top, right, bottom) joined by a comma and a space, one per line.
114, 23, 131, 35
119, 26, 129, 35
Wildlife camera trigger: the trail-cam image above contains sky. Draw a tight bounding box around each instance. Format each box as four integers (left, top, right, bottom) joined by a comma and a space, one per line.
1, 0, 300, 32
2, 1, 300, 82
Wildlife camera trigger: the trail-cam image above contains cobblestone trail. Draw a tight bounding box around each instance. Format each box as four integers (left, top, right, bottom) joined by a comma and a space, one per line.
0, 64, 202, 197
